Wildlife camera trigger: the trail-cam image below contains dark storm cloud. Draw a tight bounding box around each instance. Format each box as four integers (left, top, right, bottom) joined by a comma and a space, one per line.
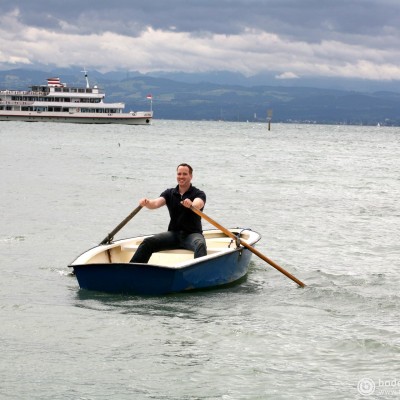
4, 0, 400, 41
1, 0, 400, 79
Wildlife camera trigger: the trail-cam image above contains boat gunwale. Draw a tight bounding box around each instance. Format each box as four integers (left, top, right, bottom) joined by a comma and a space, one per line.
69, 228, 261, 271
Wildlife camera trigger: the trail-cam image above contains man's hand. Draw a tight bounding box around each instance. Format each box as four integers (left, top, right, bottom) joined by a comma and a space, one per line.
181, 199, 193, 208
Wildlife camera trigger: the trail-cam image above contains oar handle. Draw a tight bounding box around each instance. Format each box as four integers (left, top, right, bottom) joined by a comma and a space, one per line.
190, 206, 305, 287
99, 205, 143, 245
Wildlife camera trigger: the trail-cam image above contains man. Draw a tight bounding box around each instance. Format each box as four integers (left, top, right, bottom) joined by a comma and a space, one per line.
130, 163, 207, 263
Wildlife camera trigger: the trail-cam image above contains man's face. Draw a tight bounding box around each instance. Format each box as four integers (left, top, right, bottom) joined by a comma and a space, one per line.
176, 166, 192, 186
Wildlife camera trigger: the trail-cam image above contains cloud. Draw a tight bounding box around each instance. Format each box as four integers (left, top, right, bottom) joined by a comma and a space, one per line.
1, 1, 400, 82
276, 72, 299, 80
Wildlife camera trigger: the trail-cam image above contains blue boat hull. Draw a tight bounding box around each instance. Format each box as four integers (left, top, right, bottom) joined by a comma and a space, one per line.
72, 247, 253, 295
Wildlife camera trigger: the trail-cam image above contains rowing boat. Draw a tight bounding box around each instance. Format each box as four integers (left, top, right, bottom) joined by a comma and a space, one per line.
69, 228, 261, 295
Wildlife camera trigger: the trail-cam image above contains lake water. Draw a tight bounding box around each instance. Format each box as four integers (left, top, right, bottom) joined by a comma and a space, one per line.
1, 120, 399, 399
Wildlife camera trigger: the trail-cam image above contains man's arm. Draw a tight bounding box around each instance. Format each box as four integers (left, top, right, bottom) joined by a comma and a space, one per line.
139, 197, 166, 209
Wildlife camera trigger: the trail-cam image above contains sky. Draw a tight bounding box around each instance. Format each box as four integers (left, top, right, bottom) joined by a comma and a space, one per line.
1, 0, 400, 82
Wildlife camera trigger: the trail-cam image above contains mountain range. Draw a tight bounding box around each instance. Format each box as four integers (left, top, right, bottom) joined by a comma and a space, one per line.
1, 67, 400, 125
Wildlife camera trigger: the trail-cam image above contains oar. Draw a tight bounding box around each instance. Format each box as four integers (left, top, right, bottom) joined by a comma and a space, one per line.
190, 206, 305, 287
99, 205, 143, 245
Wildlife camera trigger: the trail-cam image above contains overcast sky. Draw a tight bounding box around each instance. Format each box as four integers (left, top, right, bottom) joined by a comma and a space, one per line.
1, 0, 400, 81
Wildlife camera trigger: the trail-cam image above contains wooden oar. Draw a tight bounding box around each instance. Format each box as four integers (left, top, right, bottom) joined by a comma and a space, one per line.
190, 206, 305, 287
99, 205, 143, 245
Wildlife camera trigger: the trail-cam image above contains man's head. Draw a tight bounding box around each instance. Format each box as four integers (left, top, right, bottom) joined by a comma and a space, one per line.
176, 163, 193, 187
177, 163, 193, 174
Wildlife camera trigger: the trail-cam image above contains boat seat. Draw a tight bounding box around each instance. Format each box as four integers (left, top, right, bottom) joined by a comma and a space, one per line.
119, 243, 235, 267
121, 237, 237, 252
157, 249, 194, 254
120, 245, 194, 253
149, 248, 234, 267
120, 244, 141, 252
207, 247, 234, 254
149, 249, 194, 266
206, 238, 236, 248
121, 244, 233, 253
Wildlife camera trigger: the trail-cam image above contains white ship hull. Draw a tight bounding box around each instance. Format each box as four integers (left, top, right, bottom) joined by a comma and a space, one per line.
0, 110, 153, 124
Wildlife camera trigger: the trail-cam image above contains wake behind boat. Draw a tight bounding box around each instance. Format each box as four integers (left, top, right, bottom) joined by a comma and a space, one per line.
69, 228, 261, 295
0, 70, 153, 125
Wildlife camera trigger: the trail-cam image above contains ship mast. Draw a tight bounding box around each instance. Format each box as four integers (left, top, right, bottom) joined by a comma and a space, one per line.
82, 68, 90, 88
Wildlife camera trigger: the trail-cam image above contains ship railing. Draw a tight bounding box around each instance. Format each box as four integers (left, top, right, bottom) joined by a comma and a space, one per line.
0, 90, 48, 96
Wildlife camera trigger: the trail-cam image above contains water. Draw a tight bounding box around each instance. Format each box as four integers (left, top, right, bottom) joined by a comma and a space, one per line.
1, 120, 399, 399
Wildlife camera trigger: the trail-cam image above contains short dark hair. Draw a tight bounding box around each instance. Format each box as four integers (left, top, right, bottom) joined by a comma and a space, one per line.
177, 163, 193, 174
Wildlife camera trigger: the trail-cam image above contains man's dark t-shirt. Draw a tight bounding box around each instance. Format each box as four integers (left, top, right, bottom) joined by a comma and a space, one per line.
160, 184, 206, 233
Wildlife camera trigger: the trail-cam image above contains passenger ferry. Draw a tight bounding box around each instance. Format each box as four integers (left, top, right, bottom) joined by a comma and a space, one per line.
0, 71, 153, 124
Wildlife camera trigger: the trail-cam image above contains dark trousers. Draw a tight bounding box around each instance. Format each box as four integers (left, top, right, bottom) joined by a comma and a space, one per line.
130, 231, 207, 263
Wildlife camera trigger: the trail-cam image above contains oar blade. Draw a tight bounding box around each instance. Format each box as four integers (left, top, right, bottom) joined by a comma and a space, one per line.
190, 206, 305, 287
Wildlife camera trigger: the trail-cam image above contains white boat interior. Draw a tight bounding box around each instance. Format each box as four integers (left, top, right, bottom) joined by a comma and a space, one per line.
71, 229, 260, 269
